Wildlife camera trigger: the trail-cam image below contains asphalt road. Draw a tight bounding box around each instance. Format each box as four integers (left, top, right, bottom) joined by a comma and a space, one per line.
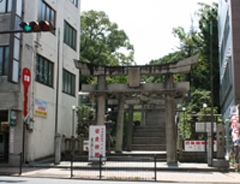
0, 176, 217, 184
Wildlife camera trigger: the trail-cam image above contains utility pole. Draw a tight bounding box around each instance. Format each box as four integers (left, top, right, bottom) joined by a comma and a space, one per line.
208, 20, 214, 166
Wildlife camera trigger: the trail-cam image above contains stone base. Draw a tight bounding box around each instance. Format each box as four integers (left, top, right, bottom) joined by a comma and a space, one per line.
212, 159, 229, 170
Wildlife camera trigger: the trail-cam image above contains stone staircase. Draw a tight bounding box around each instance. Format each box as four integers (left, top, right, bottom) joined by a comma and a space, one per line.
131, 125, 166, 151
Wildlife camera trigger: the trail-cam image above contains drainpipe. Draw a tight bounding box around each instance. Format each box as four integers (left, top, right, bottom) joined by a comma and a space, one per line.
54, 28, 60, 164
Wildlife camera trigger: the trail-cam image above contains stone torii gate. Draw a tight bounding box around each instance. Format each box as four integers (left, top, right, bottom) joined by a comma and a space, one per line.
74, 54, 199, 165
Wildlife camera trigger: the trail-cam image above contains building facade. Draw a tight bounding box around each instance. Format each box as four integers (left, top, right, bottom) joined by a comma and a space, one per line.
218, 0, 240, 121
0, 0, 80, 162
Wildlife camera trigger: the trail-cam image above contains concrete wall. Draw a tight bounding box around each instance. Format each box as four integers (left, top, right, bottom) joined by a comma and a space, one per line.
24, 0, 80, 161
0, 0, 80, 162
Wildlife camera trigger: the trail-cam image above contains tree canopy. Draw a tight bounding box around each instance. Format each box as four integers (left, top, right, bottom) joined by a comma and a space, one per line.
80, 10, 135, 66
144, 2, 219, 111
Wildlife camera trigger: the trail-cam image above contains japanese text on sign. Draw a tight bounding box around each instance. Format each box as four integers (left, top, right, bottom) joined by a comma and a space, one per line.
89, 125, 106, 161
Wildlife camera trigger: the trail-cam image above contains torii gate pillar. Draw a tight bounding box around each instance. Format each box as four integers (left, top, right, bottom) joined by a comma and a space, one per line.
96, 75, 106, 125
165, 74, 177, 164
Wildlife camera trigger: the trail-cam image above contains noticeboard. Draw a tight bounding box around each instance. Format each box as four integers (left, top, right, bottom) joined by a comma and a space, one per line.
34, 99, 48, 117
88, 125, 106, 161
184, 140, 217, 152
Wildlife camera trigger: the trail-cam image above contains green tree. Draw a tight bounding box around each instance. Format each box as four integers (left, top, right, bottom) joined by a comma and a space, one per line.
172, 20, 199, 57
80, 10, 135, 87
76, 105, 93, 137
146, 2, 219, 110
180, 89, 219, 138
194, 2, 219, 109
142, 51, 186, 83
80, 10, 134, 66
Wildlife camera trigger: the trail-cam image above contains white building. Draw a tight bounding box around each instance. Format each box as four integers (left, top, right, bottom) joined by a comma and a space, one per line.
0, 0, 80, 162
218, 0, 240, 120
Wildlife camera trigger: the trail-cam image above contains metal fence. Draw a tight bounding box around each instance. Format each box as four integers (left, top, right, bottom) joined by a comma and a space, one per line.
0, 153, 22, 176
71, 154, 157, 181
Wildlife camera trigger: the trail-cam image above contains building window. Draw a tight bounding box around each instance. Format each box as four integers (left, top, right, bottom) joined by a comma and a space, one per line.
0, 46, 9, 76
220, 12, 230, 65
221, 62, 230, 101
0, 0, 12, 13
38, 0, 56, 33
70, 0, 77, 7
62, 69, 75, 96
64, 21, 77, 50
35, 54, 53, 87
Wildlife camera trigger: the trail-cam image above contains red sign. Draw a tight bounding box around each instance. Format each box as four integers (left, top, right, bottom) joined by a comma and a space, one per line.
22, 68, 31, 117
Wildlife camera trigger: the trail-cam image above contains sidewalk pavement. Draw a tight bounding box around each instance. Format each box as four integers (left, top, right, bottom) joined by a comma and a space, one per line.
19, 160, 240, 183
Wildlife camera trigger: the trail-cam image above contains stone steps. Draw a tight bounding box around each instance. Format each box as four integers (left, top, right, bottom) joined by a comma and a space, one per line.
131, 144, 166, 151
133, 137, 163, 144
131, 125, 166, 151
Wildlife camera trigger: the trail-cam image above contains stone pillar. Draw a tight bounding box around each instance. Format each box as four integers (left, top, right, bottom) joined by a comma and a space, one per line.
217, 125, 225, 159
61, 134, 66, 156
141, 105, 146, 126
54, 133, 61, 165
165, 74, 177, 165
78, 135, 84, 154
96, 75, 106, 125
115, 95, 125, 153
126, 105, 133, 151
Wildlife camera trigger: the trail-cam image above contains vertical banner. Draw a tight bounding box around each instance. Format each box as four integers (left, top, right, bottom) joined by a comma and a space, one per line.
22, 68, 31, 117
10, 127, 14, 153
229, 105, 239, 146
89, 125, 106, 161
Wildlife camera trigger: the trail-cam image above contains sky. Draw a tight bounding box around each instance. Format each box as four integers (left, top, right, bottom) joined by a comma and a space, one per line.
80, 0, 218, 65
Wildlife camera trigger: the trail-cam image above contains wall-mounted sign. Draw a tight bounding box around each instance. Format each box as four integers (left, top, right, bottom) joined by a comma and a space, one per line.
184, 140, 217, 152
9, 110, 17, 126
89, 125, 106, 161
195, 122, 216, 133
22, 68, 31, 117
34, 99, 48, 117
83, 140, 89, 151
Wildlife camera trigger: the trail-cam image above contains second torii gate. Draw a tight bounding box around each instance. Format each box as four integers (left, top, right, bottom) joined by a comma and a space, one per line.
74, 54, 199, 165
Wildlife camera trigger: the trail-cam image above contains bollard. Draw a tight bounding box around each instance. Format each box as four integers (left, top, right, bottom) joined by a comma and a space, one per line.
99, 154, 102, 179
154, 154, 157, 181
19, 152, 22, 175
71, 153, 73, 178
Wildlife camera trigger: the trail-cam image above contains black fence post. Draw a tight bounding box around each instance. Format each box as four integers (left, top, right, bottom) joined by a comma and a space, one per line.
71, 153, 73, 178
99, 154, 102, 179
19, 152, 22, 175
154, 154, 157, 181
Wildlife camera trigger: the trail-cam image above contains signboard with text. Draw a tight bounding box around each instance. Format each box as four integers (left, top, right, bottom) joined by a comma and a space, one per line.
9, 110, 17, 126
184, 140, 217, 152
34, 99, 48, 117
195, 122, 217, 133
83, 140, 89, 151
22, 68, 31, 117
89, 125, 106, 161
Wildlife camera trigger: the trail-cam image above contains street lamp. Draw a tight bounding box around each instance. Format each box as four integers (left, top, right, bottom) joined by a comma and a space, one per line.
182, 107, 186, 138
203, 103, 207, 163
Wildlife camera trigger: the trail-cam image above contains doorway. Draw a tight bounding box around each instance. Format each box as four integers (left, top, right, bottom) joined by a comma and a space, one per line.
0, 110, 9, 162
